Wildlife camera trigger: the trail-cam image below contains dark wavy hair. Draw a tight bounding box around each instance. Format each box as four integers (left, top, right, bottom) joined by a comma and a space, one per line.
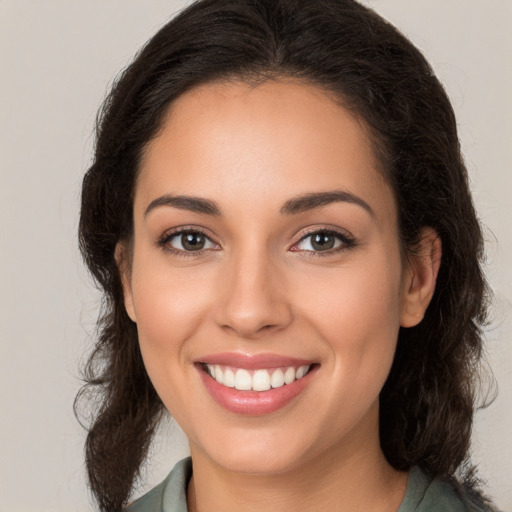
76, 0, 490, 510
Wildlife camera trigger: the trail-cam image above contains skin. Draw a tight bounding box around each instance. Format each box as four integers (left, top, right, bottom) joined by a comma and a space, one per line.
118, 80, 441, 512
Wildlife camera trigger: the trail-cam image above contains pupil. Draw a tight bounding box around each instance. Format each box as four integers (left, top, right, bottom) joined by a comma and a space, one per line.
312, 233, 334, 251
182, 233, 205, 251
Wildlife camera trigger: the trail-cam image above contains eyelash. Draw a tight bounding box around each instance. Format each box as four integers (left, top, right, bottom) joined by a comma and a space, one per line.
291, 227, 356, 258
156, 227, 219, 258
156, 227, 356, 258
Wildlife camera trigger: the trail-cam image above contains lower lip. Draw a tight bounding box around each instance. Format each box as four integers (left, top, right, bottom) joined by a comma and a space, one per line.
197, 365, 317, 415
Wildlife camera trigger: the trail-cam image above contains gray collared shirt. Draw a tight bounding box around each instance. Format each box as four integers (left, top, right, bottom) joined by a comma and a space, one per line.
127, 457, 496, 512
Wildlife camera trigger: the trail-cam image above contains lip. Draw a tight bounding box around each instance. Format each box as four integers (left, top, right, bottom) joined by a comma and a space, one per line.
196, 352, 315, 369
195, 353, 319, 415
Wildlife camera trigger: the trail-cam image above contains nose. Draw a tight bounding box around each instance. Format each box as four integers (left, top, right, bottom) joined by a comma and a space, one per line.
214, 249, 293, 339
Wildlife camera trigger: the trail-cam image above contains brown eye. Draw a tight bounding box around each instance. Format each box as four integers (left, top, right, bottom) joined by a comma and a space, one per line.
181, 232, 206, 250
166, 230, 217, 252
295, 230, 352, 253
311, 233, 336, 251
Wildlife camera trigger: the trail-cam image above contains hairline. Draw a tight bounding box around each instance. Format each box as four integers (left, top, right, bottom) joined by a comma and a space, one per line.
131, 73, 408, 263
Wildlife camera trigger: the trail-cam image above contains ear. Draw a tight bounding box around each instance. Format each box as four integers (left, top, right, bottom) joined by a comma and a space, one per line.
400, 227, 442, 328
115, 242, 137, 323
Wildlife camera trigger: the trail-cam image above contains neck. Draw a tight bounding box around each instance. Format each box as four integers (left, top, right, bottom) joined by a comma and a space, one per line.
187, 410, 408, 512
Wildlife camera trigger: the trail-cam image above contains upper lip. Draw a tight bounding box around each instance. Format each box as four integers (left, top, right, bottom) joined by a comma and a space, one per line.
196, 352, 316, 369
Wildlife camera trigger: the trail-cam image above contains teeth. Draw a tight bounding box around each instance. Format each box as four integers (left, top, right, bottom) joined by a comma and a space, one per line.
284, 367, 295, 384
214, 366, 224, 384
270, 369, 285, 388
234, 369, 252, 390
205, 364, 312, 391
223, 368, 235, 388
296, 365, 309, 379
252, 370, 271, 391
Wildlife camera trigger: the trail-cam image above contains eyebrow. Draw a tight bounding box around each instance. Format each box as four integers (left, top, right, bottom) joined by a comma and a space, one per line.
280, 190, 375, 217
144, 195, 221, 217
144, 189, 374, 218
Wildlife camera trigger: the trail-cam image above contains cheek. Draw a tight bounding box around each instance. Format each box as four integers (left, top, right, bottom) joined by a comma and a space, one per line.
300, 255, 402, 329
295, 252, 403, 386
129, 256, 216, 376
129, 261, 219, 429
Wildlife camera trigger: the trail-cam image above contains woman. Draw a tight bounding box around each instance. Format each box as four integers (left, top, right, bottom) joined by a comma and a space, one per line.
77, 0, 496, 510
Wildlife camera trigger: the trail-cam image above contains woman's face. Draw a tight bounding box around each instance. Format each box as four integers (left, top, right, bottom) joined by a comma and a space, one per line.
120, 80, 424, 475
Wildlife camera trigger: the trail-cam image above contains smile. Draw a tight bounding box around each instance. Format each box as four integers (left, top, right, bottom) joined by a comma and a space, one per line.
204, 364, 311, 391
196, 354, 319, 415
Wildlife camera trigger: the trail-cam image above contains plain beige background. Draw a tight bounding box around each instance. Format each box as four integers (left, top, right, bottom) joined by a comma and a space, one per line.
0, 1, 510, 511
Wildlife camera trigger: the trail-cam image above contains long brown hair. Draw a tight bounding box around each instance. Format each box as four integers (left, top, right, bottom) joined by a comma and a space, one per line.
77, 1, 490, 510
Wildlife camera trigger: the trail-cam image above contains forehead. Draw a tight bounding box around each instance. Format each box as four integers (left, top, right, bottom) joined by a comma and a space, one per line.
136, 80, 395, 225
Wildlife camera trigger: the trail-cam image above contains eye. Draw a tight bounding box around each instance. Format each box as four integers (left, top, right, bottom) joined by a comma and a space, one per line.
161, 230, 218, 253
293, 230, 353, 253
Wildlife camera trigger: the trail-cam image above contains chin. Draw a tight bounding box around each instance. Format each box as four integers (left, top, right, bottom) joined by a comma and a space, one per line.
216, 450, 304, 476
192, 424, 317, 476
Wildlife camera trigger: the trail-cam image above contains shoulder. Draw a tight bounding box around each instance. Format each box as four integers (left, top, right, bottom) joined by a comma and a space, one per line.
399, 467, 501, 512
126, 478, 168, 512
126, 458, 192, 512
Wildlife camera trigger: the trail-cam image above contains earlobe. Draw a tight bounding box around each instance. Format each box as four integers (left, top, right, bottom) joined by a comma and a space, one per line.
115, 242, 137, 323
400, 228, 442, 328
